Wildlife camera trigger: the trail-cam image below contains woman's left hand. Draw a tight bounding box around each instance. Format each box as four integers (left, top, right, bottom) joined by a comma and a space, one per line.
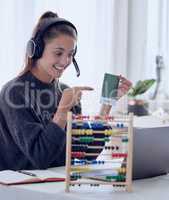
117, 75, 132, 98
100, 75, 132, 116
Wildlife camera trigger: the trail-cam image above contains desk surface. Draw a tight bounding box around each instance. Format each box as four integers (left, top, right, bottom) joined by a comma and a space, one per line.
2, 115, 169, 200
1, 167, 169, 200
2, 116, 169, 200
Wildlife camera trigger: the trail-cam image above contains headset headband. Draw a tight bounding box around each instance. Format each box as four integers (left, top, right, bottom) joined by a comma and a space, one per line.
35, 17, 78, 38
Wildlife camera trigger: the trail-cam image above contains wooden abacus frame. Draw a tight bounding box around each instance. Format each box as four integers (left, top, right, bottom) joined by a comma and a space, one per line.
65, 112, 133, 192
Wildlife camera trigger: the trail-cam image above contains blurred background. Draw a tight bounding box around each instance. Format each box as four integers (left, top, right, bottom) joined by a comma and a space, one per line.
0, 0, 169, 116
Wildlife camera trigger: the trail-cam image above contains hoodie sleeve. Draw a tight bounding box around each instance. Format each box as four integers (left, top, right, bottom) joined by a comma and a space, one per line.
0, 85, 66, 169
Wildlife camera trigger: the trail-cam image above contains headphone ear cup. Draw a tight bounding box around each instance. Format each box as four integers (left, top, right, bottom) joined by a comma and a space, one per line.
33, 37, 44, 59
26, 39, 36, 58
26, 38, 44, 59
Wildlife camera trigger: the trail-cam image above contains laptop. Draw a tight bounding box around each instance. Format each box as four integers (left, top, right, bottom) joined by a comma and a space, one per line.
133, 126, 169, 179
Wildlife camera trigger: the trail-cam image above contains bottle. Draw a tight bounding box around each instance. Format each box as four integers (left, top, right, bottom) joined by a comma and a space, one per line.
149, 55, 169, 114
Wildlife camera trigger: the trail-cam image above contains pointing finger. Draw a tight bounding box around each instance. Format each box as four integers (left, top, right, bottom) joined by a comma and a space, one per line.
75, 86, 94, 91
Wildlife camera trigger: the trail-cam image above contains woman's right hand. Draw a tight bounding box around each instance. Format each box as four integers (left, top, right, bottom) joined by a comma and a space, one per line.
58, 86, 93, 112
53, 86, 93, 128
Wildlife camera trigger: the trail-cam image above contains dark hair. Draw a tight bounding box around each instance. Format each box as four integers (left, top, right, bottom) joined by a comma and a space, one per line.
20, 11, 77, 75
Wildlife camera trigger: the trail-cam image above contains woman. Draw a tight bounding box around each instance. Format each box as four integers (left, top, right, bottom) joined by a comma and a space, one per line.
0, 11, 131, 170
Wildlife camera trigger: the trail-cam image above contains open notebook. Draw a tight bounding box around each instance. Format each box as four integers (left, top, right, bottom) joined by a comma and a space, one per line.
0, 170, 65, 185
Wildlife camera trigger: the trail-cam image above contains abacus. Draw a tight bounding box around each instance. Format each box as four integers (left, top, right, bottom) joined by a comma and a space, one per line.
65, 112, 133, 192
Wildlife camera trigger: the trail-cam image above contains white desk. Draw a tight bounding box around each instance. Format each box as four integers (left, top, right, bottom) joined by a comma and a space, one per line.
1, 167, 169, 200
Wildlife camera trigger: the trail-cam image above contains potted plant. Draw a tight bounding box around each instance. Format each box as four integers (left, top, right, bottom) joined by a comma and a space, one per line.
127, 79, 156, 116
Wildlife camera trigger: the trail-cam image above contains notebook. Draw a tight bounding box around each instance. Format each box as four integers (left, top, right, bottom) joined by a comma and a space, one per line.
0, 170, 65, 185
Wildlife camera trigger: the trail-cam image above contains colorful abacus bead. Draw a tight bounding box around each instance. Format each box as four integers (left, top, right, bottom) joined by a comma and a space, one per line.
72, 123, 77, 129
82, 122, 90, 129
72, 159, 87, 164
116, 175, 126, 182
85, 129, 93, 135
70, 174, 81, 180
94, 115, 102, 120
97, 160, 105, 164
122, 138, 128, 142
116, 123, 124, 128
91, 122, 104, 130
104, 130, 112, 136
78, 136, 94, 143
104, 137, 110, 142
71, 152, 85, 158
118, 167, 126, 174
112, 153, 128, 158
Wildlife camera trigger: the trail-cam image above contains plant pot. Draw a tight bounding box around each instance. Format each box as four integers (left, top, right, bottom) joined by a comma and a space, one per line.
128, 99, 148, 116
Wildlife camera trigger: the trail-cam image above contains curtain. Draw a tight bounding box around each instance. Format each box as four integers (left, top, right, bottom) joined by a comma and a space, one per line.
0, 0, 35, 85
127, 0, 169, 94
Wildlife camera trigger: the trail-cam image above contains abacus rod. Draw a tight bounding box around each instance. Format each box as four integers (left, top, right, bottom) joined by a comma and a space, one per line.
72, 144, 104, 149
73, 118, 130, 123
71, 167, 126, 173
71, 160, 127, 164
72, 130, 128, 134
71, 152, 128, 157
69, 181, 127, 185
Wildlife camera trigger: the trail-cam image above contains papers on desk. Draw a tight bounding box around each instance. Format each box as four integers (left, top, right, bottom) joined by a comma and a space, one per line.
0, 170, 65, 185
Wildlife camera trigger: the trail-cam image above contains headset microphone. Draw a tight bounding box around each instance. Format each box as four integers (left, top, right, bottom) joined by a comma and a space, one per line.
73, 58, 80, 77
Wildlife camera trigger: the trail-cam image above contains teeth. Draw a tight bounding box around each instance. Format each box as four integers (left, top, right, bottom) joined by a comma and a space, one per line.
53, 65, 63, 70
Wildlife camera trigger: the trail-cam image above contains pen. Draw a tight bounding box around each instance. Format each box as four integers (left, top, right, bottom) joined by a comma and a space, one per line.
17, 170, 37, 177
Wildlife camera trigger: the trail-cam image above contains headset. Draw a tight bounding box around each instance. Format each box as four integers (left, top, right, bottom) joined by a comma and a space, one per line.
26, 17, 80, 77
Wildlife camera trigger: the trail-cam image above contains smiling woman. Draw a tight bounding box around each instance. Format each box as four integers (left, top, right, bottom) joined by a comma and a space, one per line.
0, 11, 87, 170
0, 11, 131, 171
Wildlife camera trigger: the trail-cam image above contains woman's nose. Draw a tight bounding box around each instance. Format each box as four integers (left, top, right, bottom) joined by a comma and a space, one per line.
59, 56, 70, 67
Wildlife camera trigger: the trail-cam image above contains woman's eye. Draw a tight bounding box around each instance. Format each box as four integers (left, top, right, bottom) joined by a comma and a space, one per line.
54, 52, 73, 59
55, 52, 62, 56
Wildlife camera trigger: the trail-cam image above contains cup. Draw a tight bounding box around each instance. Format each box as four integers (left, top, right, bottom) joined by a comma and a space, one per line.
100, 73, 119, 105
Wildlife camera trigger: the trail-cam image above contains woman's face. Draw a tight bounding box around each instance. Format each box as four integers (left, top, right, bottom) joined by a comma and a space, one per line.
36, 34, 76, 81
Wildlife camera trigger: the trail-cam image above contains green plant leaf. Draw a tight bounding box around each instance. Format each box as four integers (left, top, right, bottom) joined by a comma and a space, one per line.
128, 79, 156, 97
